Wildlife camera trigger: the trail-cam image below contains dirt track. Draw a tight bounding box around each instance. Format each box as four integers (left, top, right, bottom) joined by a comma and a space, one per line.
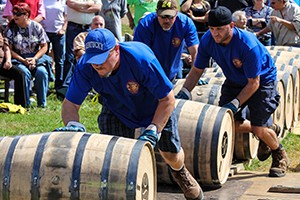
157, 170, 300, 199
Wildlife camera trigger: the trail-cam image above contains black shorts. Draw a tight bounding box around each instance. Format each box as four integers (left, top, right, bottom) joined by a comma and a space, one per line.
219, 80, 280, 127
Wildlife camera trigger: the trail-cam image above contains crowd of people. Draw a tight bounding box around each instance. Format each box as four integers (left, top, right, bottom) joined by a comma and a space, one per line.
0, 0, 299, 199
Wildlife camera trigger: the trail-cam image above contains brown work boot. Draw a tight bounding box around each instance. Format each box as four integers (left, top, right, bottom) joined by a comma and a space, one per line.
269, 146, 290, 177
170, 166, 204, 200
257, 124, 281, 161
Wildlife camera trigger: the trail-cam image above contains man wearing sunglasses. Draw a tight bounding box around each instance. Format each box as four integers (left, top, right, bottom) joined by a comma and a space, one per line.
256, 0, 300, 46
134, 0, 199, 82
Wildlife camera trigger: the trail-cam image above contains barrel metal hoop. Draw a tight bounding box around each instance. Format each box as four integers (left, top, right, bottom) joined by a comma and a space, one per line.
194, 104, 210, 181
210, 108, 228, 184
31, 132, 52, 200
70, 133, 91, 199
2, 136, 21, 199
126, 140, 144, 199
208, 85, 220, 105
100, 136, 119, 200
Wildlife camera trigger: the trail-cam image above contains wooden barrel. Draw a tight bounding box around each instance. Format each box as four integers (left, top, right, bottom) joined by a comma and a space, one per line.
234, 131, 259, 161
155, 100, 235, 186
269, 50, 300, 59
266, 46, 300, 53
0, 132, 156, 200
173, 80, 259, 161
277, 64, 300, 125
272, 80, 285, 137
272, 56, 300, 67
277, 71, 294, 134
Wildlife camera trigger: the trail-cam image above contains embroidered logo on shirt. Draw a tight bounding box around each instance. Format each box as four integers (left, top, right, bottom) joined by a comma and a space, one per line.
126, 81, 139, 94
232, 59, 243, 68
172, 37, 181, 48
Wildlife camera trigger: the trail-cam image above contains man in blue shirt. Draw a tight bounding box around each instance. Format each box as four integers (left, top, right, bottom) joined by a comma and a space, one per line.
56, 28, 204, 200
177, 6, 289, 177
134, 0, 199, 81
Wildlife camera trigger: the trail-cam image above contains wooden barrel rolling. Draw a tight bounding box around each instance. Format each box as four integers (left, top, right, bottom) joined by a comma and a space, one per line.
272, 79, 285, 137
0, 132, 156, 200
277, 64, 300, 125
173, 79, 259, 161
155, 99, 235, 186
234, 132, 259, 161
277, 71, 294, 134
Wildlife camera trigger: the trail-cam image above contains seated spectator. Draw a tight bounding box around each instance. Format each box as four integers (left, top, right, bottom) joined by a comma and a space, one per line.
256, 0, 300, 47
6, 3, 51, 108
3, 0, 45, 22
232, 10, 253, 31
244, 0, 273, 46
0, 25, 27, 107
73, 15, 105, 61
180, 0, 210, 39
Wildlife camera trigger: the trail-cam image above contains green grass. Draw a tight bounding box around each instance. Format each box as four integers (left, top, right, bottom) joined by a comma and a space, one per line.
0, 92, 101, 137
244, 133, 300, 172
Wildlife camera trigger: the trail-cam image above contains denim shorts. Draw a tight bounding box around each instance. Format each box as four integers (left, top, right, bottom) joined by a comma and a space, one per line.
98, 104, 181, 153
219, 80, 280, 127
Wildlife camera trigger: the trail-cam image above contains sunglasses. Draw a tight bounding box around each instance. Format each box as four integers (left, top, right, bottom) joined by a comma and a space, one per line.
159, 15, 175, 19
13, 11, 26, 17
270, 1, 279, 5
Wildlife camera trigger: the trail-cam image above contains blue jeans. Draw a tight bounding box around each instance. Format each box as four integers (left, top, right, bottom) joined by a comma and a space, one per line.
12, 55, 49, 107
63, 23, 89, 89
47, 32, 65, 90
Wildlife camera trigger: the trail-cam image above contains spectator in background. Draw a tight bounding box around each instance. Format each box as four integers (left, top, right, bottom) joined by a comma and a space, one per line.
232, 10, 253, 31
99, 0, 127, 41
216, 0, 253, 13
134, 0, 199, 81
0, 25, 27, 107
244, 0, 272, 46
126, 0, 157, 31
73, 15, 105, 61
43, 0, 68, 96
6, 3, 51, 108
57, 0, 102, 99
256, 0, 300, 46
180, 0, 210, 39
3, 0, 45, 22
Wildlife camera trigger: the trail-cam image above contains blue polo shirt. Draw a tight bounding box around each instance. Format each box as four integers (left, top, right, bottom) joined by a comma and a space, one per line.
195, 27, 276, 86
134, 12, 199, 80
66, 41, 173, 128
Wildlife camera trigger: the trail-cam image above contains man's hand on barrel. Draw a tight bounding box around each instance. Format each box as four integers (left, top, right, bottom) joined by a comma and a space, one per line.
138, 124, 161, 148
175, 87, 191, 100
54, 121, 86, 132
223, 98, 240, 114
